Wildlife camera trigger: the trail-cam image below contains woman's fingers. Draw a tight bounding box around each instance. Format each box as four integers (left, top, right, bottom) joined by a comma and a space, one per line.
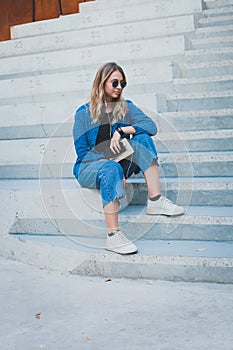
110, 130, 122, 154
110, 139, 121, 154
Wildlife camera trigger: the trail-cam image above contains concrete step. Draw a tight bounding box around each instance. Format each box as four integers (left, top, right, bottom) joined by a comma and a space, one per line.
0, 98, 81, 139
185, 47, 233, 63
0, 15, 195, 59
206, 0, 233, 9
160, 151, 233, 177
0, 93, 157, 139
191, 35, 233, 49
173, 75, 233, 93
10, 234, 233, 260
0, 89, 156, 113
156, 129, 233, 152
0, 134, 232, 177
0, 64, 174, 106
130, 177, 233, 206
0, 36, 186, 78
180, 60, 233, 78
156, 109, 233, 131
11, 0, 203, 39
1, 103, 232, 140
1, 119, 231, 152
80, 0, 161, 12
198, 14, 233, 27
202, 4, 233, 16
194, 24, 233, 38
4, 233, 233, 283
0, 121, 231, 152
11, 203, 232, 242
166, 90, 233, 111
1, 179, 232, 242
80, 0, 203, 15
0, 99, 75, 140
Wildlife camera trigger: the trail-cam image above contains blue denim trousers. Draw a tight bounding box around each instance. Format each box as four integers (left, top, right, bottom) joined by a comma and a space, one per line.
77, 134, 158, 207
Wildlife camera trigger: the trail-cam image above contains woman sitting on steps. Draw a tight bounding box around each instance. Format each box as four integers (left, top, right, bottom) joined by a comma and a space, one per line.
73, 62, 185, 255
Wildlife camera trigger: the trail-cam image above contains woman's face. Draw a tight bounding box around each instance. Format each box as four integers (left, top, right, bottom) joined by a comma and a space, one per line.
104, 70, 125, 102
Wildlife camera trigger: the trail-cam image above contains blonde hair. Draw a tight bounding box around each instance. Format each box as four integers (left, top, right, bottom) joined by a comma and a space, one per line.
90, 62, 128, 123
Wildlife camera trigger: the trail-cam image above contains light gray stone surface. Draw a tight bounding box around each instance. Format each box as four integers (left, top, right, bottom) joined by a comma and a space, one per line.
10, 0, 202, 38
0, 36, 185, 77
0, 257, 232, 350
0, 15, 195, 58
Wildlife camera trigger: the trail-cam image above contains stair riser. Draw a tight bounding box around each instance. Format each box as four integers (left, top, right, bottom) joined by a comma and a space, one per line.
167, 96, 233, 111
0, 15, 195, 59
0, 82, 173, 106
11, 0, 202, 39
160, 161, 233, 177
202, 9, 233, 17
1, 117, 233, 140
131, 183, 233, 206
81, 0, 202, 14
0, 124, 73, 140
174, 80, 233, 93
0, 161, 232, 179
195, 28, 233, 39
68, 262, 233, 283
0, 93, 155, 139
157, 115, 233, 132
0, 36, 185, 78
0, 58, 174, 101
1, 125, 232, 153
198, 18, 233, 27
185, 50, 233, 63
181, 64, 233, 78
206, 0, 233, 9
191, 39, 233, 49
9, 218, 233, 242
2, 184, 232, 243
157, 138, 233, 152
0, 97, 232, 139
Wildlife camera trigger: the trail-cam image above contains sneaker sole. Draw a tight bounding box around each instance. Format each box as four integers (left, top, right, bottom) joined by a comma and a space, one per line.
105, 247, 138, 255
146, 209, 185, 216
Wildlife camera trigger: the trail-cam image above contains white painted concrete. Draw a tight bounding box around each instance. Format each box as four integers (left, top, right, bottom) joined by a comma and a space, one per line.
0, 36, 185, 77
0, 15, 195, 58
11, 0, 202, 38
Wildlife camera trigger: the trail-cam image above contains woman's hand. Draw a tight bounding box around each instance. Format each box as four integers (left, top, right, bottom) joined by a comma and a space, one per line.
110, 130, 121, 154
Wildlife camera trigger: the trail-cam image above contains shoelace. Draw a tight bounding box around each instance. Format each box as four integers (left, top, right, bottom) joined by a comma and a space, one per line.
162, 196, 173, 204
110, 231, 130, 244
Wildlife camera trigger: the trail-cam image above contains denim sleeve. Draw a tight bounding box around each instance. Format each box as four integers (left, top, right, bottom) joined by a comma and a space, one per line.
126, 100, 157, 136
73, 107, 91, 163
73, 105, 106, 166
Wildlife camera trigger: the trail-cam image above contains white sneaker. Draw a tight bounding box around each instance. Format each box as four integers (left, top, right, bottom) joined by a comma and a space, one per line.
146, 195, 185, 216
105, 230, 138, 255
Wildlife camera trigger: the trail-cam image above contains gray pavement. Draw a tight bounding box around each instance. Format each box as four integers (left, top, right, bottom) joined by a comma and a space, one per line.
0, 257, 233, 350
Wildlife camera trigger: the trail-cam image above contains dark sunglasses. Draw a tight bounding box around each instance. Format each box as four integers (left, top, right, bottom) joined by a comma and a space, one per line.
112, 80, 127, 89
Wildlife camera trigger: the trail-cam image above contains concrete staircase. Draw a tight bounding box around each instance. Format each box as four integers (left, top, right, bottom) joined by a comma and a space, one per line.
0, 0, 232, 283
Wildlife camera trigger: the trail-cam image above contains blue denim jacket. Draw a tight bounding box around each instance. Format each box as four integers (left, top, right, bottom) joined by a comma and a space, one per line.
73, 99, 157, 177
